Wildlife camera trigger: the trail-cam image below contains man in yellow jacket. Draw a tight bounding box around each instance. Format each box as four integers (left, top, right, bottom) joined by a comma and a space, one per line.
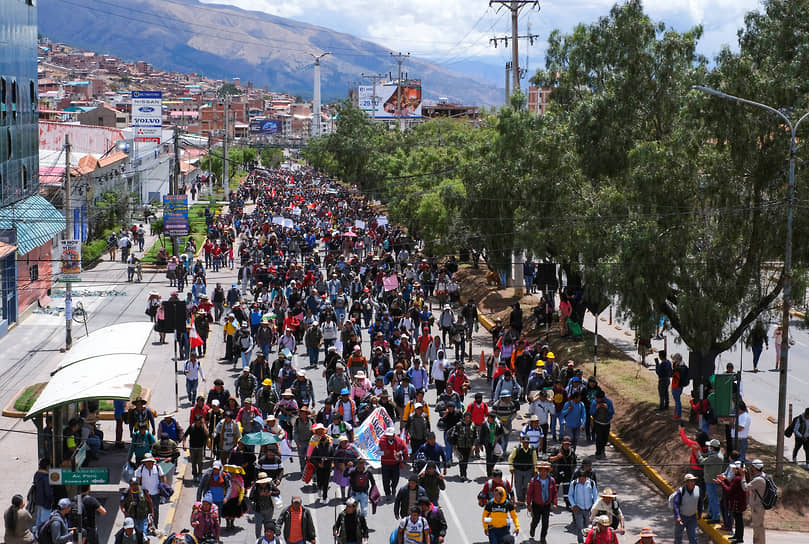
482, 486, 519, 544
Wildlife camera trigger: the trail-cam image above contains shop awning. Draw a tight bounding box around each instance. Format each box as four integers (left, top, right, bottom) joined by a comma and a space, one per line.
0, 194, 66, 255
25, 322, 154, 420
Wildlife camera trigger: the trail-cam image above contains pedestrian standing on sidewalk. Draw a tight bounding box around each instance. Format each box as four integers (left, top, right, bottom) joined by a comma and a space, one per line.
742, 459, 767, 544
699, 438, 724, 523
672, 474, 701, 544
655, 351, 672, 412
31, 458, 53, 532
717, 461, 746, 544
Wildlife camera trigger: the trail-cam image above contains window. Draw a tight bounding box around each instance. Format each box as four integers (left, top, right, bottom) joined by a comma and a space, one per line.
29, 81, 35, 105
21, 165, 28, 192
5, 128, 11, 160
1, 78, 5, 121
28, 264, 38, 282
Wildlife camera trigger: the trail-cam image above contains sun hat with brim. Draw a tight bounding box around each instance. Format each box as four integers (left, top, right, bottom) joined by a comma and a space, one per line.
684, 473, 699, 481
224, 464, 245, 475
255, 472, 273, 484
537, 461, 552, 470
312, 423, 326, 432
637, 528, 657, 538
599, 488, 617, 498
141, 453, 155, 463
595, 515, 611, 526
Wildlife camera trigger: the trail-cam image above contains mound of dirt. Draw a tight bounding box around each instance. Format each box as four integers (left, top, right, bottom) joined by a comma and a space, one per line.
458, 264, 809, 530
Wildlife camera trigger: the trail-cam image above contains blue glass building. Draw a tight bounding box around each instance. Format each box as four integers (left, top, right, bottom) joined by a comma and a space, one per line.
0, 0, 65, 333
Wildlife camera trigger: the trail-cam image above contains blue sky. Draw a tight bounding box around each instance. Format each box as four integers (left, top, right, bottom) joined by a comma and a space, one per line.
203, 0, 761, 74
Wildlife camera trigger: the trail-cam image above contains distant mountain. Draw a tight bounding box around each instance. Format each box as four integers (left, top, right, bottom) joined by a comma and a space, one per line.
39, 0, 504, 106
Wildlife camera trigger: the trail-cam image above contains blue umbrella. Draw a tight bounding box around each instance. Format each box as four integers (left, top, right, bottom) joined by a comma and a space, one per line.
241, 432, 282, 446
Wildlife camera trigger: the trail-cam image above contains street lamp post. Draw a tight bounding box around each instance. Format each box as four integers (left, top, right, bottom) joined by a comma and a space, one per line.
693, 85, 809, 476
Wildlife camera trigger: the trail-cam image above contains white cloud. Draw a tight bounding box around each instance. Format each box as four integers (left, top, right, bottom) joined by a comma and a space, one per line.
202, 0, 766, 65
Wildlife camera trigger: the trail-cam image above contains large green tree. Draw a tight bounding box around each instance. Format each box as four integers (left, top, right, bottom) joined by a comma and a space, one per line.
528, 0, 801, 381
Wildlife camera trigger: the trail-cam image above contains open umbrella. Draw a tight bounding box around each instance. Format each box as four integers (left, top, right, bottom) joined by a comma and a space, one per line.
342, 231, 358, 237
241, 432, 282, 446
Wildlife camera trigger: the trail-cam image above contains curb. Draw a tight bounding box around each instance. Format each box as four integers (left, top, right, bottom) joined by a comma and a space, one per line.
477, 305, 729, 543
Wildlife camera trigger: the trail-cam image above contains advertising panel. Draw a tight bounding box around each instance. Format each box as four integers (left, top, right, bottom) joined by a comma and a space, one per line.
358, 80, 422, 119
249, 118, 282, 135
59, 239, 81, 282
131, 90, 163, 143
163, 195, 189, 236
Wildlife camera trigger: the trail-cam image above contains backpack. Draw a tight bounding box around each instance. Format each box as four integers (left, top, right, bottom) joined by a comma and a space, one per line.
756, 474, 778, 510
446, 425, 458, 446
34, 512, 60, 544
25, 481, 36, 514
667, 486, 683, 510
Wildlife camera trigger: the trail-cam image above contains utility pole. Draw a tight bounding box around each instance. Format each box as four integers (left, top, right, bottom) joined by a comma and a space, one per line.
490, 1, 540, 93
310, 52, 331, 138
390, 52, 410, 132
222, 95, 229, 195
505, 62, 511, 103
63, 134, 72, 350
172, 128, 181, 258
361, 72, 386, 121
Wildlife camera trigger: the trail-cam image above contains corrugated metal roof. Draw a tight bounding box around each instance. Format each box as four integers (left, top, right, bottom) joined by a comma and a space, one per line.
0, 194, 66, 255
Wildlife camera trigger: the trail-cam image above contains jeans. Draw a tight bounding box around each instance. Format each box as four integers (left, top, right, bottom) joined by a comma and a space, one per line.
457, 447, 471, 479
186, 378, 198, 402
594, 423, 610, 457
253, 508, 274, 538
674, 514, 698, 544
241, 350, 252, 369
658, 381, 670, 409
35, 505, 50, 531
487, 525, 510, 544
739, 437, 749, 463
135, 517, 149, 535
752, 344, 763, 369
573, 507, 590, 544
308, 345, 319, 367
706, 481, 721, 521
513, 469, 532, 503
351, 490, 369, 516
673, 388, 683, 417
568, 426, 581, 450
550, 414, 562, 440
732, 511, 744, 543
260, 342, 271, 361
454, 339, 465, 362
443, 430, 453, 463
150, 493, 161, 528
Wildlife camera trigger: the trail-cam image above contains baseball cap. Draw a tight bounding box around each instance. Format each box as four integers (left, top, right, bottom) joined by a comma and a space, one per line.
58, 498, 73, 509
123, 518, 135, 529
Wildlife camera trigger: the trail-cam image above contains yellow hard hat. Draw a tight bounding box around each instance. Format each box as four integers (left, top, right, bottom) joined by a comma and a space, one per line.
546, 351, 555, 359
536, 360, 545, 367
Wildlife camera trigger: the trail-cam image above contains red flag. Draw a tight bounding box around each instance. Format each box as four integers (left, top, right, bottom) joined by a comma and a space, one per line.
189, 318, 204, 349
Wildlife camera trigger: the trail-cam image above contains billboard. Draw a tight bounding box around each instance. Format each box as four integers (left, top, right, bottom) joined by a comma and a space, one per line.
249, 118, 282, 135
163, 195, 189, 236
59, 239, 81, 282
131, 91, 162, 144
358, 80, 422, 119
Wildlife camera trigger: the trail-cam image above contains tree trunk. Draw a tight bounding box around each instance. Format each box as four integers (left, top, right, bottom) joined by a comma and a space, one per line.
688, 349, 720, 391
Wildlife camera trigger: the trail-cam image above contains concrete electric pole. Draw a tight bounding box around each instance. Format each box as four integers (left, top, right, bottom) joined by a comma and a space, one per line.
390, 52, 410, 132
222, 94, 229, 195
310, 52, 331, 137
64, 134, 72, 350
361, 72, 386, 121
505, 62, 511, 103
490, 1, 540, 94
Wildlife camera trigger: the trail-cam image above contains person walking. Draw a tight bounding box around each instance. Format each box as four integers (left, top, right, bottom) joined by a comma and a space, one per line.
699, 438, 724, 523
742, 459, 768, 544
526, 461, 557, 544
672, 474, 702, 544
79, 485, 107, 544
182, 415, 210, 483
32, 458, 53, 532
745, 321, 768, 372
482, 487, 519, 544
250, 472, 280, 539
332, 498, 368, 544
568, 471, 598, 544
184, 353, 206, 405
561, 391, 587, 450
278, 496, 317, 544
590, 390, 614, 458
790, 407, 809, 467
508, 434, 537, 506
120, 479, 153, 536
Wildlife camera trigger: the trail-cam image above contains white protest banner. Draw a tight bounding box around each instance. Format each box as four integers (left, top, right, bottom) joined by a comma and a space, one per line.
376, 216, 388, 226
355, 219, 366, 230
292, 207, 302, 216
272, 216, 284, 226
352, 408, 395, 468
283, 218, 294, 229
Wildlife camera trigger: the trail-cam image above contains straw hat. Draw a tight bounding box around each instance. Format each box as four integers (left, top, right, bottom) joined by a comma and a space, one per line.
637, 528, 657, 538
599, 488, 617, 498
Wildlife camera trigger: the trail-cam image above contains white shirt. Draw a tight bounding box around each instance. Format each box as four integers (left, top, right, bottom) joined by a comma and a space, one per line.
184, 359, 205, 381
135, 463, 164, 494
737, 411, 751, 439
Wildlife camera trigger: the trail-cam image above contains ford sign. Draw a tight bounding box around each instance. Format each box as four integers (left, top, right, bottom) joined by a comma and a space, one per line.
138, 106, 155, 113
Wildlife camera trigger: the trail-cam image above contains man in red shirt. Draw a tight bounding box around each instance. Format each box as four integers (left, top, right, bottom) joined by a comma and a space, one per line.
466, 392, 488, 457
379, 427, 408, 499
